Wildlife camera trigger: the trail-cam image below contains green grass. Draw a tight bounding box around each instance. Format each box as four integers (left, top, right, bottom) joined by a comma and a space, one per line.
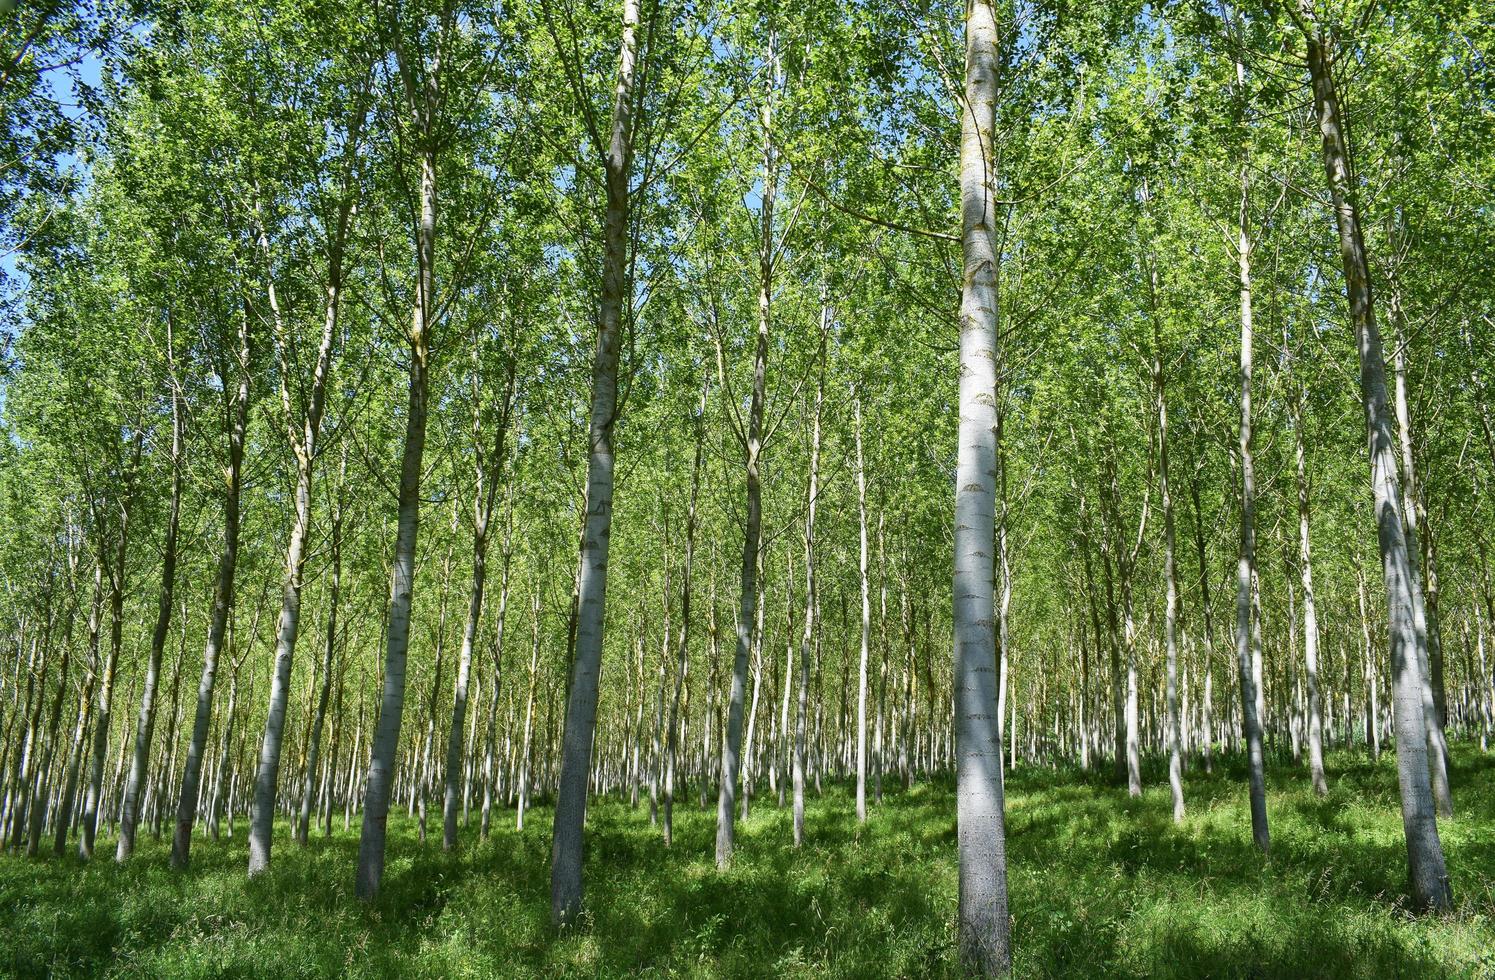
3, 745, 1493, 978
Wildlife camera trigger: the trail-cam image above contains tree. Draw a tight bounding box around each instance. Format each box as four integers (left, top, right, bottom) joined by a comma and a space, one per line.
549, 0, 641, 925
952, 0, 1010, 973
247, 13, 369, 875
1288, 0, 1451, 912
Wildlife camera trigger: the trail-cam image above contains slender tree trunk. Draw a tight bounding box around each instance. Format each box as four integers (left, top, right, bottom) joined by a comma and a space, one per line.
1475, 596, 1490, 753
1233, 153, 1270, 856
1357, 566, 1381, 760
519, 590, 540, 831
1291, 376, 1329, 796
654, 543, 678, 824
7, 611, 49, 852
717, 30, 777, 871
1298, 5, 1450, 909
875, 515, 888, 801
209, 658, 243, 841
81, 435, 141, 859
740, 578, 765, 822
118, 386, 182, 861
416, 541, 453, 845
1151, 285, 1185, 823
1389, 301, 1452, 817
549, 0, 639, 925
1101, 537, 1124, 786
702, 569, 718, 809
778, 554, 794, 810
795, 356, 824, 848
355, 84, 436, 898
248, 132, 359, 873
152, 607, 187, 843
954, 0, 1011, 971
298, 454, 346, 846
854, 393, 871, 823
171, 312, 251, 870
1190, 474, 1216, 774
1123, 563, 1141, 799
27, 599, 74, 857
665, 379, 707, 847
54, 634, 94, 861
481, 496, 513, 839
1079, 501, 1105, 774
444, 365, 514, 851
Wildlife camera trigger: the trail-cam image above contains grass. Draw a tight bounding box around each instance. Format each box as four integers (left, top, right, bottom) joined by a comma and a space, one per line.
3, 744, 1493, 978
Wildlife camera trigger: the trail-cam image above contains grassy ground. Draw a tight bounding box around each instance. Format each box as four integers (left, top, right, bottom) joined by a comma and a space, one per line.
3, 744, 1492, 979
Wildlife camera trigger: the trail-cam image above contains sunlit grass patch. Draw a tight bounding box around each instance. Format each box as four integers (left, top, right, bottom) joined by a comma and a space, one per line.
1, 744, 1491, 978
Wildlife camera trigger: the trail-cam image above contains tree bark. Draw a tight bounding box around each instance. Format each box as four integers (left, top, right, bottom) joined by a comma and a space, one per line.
444, 362, 514, 851
518, 590, 540, 831
248, 108, 361, 872
665, 378, 707, 846
1389, 298, 1452, 817
854, 391, 871, 823
795, 355, 823, 848
1189, 474, 1216, 774
117, 383, 182, 861
1150, 269, 1185, 823
354, 43, 436, 896
1297, 3, 1451, 910
717, 28, 776, 871
1290, 370, 1329, 796
1233, 155, 1270, 857
79, 431, 142, 858
298, 451, 347, 846
171, 310, 251, 871
549, 0, 638, 925
954, 0, 1011, 972
480, 512, 511, 840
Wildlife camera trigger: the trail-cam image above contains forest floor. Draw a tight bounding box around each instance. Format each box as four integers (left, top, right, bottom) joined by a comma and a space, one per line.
2, 744, 1493, 979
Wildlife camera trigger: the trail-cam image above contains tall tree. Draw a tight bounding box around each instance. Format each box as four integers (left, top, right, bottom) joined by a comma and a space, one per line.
952, 0, 1010, 973
248, 54, 368, 877
354, 0, 449, 900
549, 0, 641, 925
1289, 0, 1451, 911
170, 307, 253, 870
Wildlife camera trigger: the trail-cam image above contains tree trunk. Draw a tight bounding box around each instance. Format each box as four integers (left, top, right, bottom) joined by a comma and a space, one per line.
1298, 4, 1451, 910
1233, 153, 1270, 857
248, 129, 359, 873
354, 95, 436, 899
953, 0, 1011, 972
717, 29, 776, 871
81, 435, 141, 858
481, 495, 514, 839
665, 379, 707, 847
1151, 274, 1185, 823
795, 356, 823, 848
1389, 299, 1452, 817
118, 385, 182, 861
1357, 566, 1381, 760
416, 540, 453, 844
1190, 473, 1216, 774
298, 452, 346, 846
171, 311, 251, 871
1291, 374, 1329, 796
519, 590, 540, 831
854, 392, 871, 823
549, 0, 638, 925
444, 364, 514, 851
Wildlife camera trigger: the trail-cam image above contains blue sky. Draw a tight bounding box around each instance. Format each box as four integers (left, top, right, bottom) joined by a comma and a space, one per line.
1, 47, 104, 287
